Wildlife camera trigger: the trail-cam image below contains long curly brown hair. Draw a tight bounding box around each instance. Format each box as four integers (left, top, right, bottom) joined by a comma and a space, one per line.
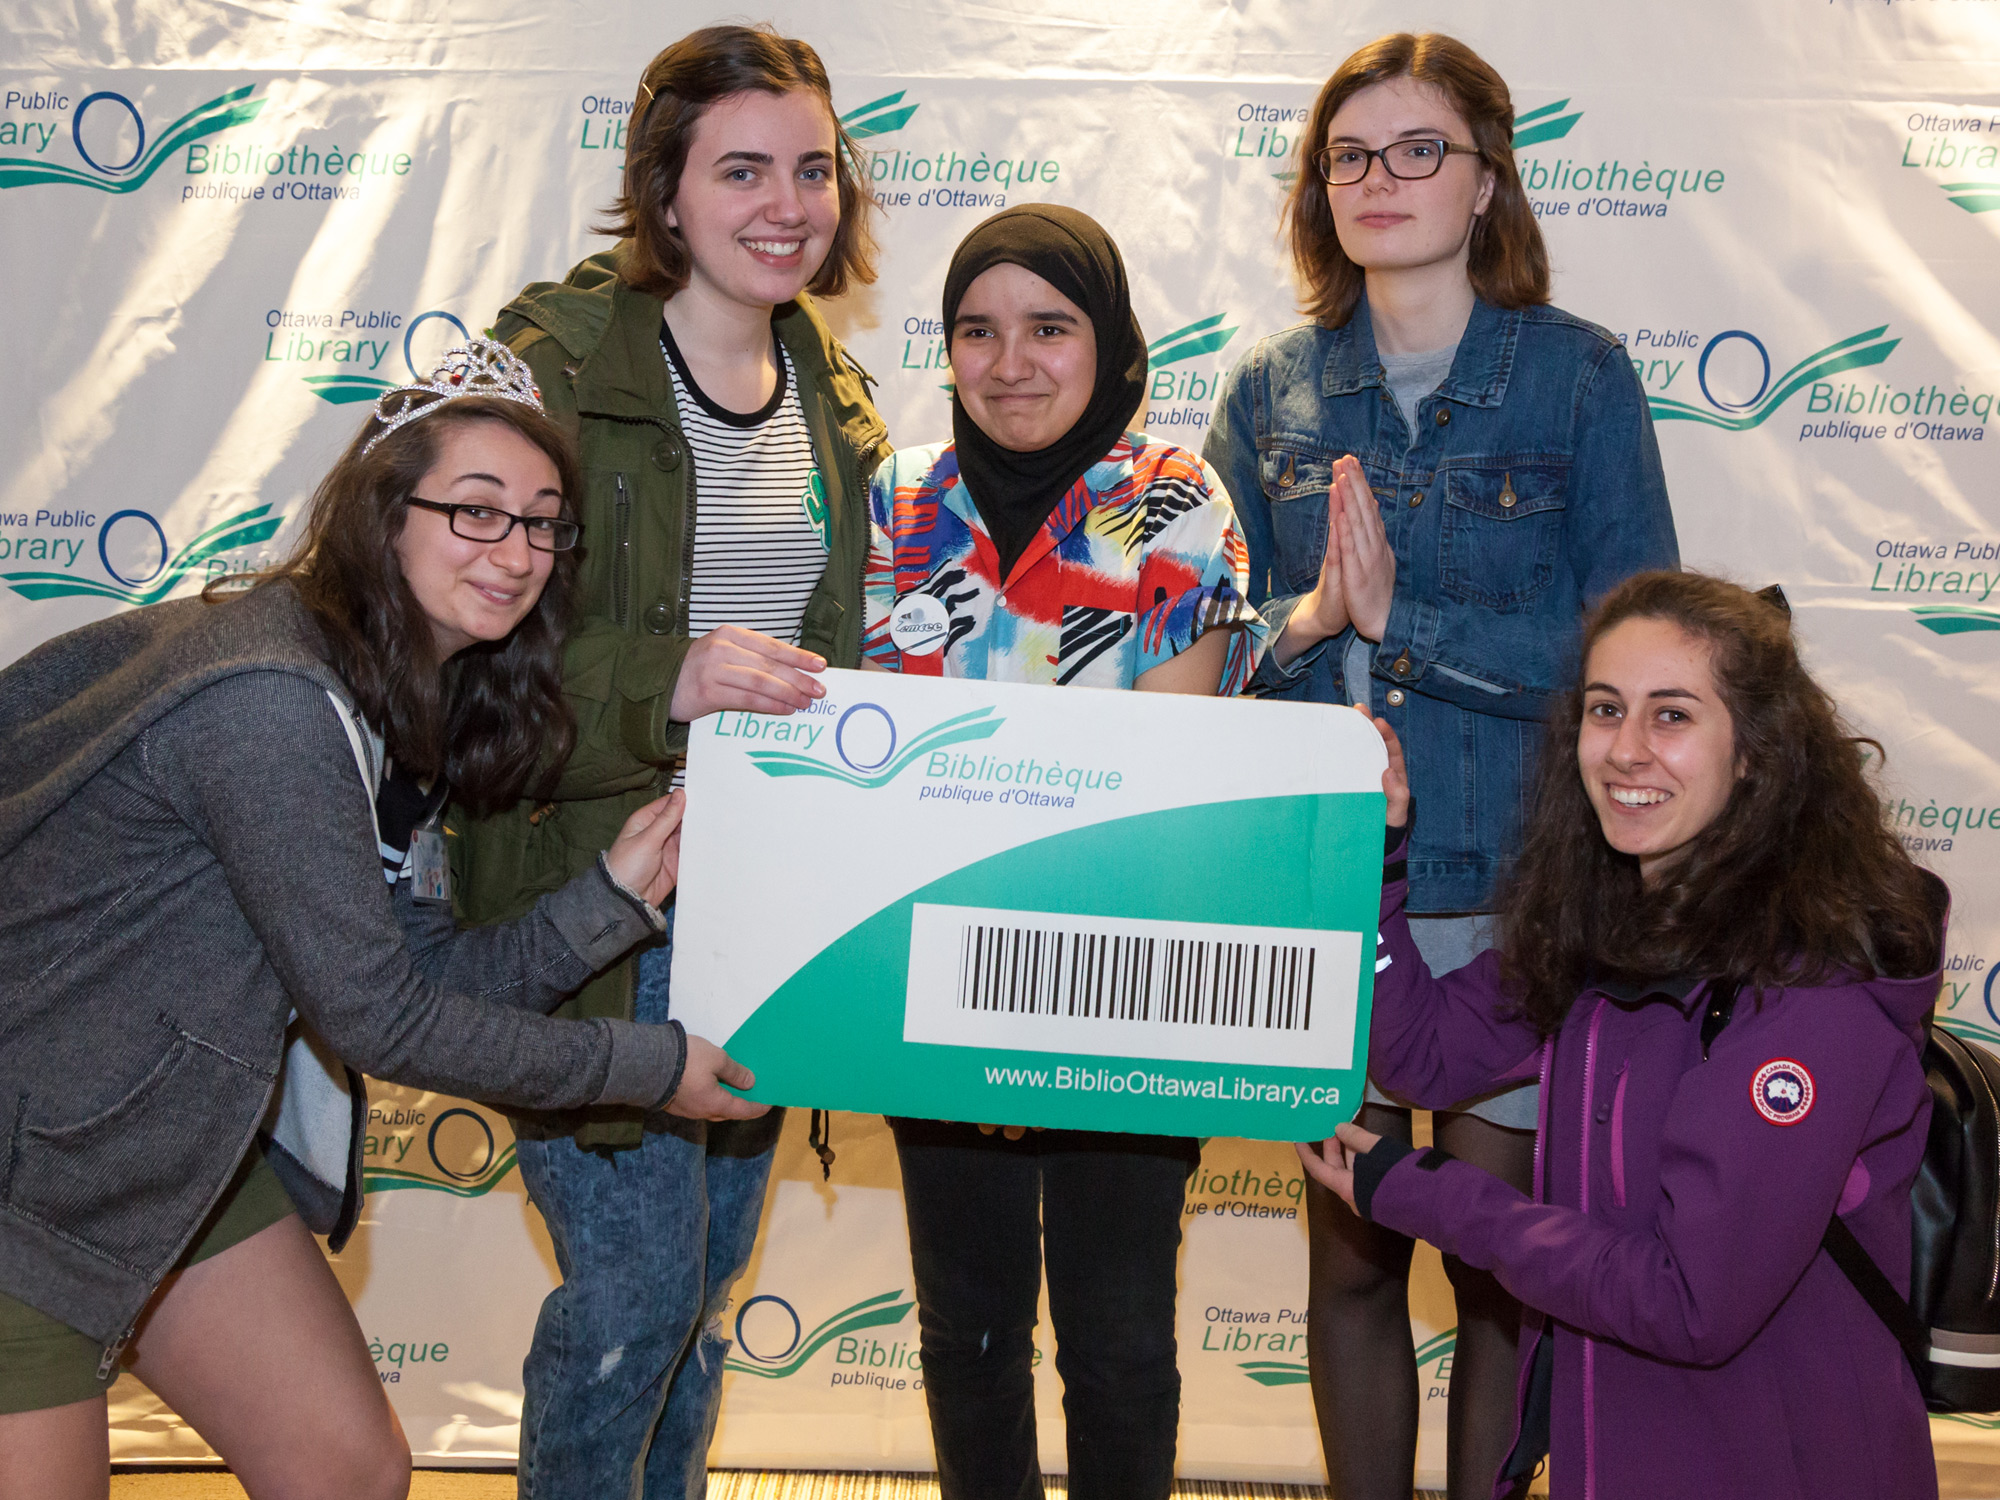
239, 398, 581, 818
1499, 571, 1942, 1033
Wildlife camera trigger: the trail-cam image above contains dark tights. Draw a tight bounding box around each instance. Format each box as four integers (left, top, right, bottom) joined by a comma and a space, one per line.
1305, 1103, 1536, 1500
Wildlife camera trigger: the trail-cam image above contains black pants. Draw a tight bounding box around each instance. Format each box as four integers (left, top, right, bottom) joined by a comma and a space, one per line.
888, 1120, 1198, 1500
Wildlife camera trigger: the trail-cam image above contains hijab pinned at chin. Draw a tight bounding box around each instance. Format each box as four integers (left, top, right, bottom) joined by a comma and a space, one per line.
942, 204, 1148, 580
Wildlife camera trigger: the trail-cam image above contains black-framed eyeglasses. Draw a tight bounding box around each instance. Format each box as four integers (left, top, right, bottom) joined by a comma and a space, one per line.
1316, 138, 1482, 186
408, 496, 581, 552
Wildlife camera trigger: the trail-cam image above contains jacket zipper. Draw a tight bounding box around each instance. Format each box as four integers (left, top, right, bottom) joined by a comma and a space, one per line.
97, 1323, 136, 1381
678, 455, 697, 639
612, 472, 632, 629
1609, 1063, 1630, 1209
1580, 997, 1607, 1500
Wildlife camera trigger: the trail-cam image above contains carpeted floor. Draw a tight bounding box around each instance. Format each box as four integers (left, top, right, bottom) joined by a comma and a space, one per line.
106, 1472, 1401, 1499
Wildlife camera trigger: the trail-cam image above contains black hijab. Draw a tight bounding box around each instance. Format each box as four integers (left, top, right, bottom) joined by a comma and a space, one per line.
942, 205, 1148, 580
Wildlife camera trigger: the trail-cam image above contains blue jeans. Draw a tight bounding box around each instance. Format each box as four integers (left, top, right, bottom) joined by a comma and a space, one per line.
514, 938, 781, 1500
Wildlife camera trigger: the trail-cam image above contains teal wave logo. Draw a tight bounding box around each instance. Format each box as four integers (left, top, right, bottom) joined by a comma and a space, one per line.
722, 1289, 916, 1379
1514, 97, 1582, 149
1911, 604, 2000, 636
1149, 314, 1239, 369
0, 85, 265, 193
1240, 1327, 1454, 1387
746, 704, 1003, 789
2, 504, 286, 605
1943, 180, 2000, 214
1646, 326, 1901, 431
841, 91, 920, 140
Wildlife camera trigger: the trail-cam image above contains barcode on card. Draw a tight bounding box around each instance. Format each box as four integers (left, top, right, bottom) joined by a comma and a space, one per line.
953, 923, 1318, 1032
903, 904, 1361, 1070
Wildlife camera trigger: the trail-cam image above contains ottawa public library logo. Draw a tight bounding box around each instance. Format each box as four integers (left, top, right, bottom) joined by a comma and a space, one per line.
723, 1290, 918, 1381
1, 506, 284, 605
1646, 325, 1902, 432
733, 702, 1003, 789
361, 1104, 519, 1197
0, 85, 264, 192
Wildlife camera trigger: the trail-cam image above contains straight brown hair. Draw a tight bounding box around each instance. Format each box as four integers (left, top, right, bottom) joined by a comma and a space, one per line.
1285, 33, 1550, 328
238, 400, 582, 818
601, 24, 878, 302
1499, 571, 1944, 1033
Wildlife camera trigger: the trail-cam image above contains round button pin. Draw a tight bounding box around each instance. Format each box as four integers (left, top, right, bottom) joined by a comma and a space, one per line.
889, 592, 950, 656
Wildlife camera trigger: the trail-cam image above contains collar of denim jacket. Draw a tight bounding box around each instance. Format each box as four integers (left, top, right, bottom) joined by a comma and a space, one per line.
1318, 295, 1519, 410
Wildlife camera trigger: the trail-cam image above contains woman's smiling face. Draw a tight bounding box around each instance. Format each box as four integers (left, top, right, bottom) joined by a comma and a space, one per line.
1577, 615, 1743, 883
949, 262, 1098, 453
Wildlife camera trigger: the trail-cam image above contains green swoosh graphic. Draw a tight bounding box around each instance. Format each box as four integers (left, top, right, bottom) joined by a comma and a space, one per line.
746, 707, 1002, 788
840, 91, 920, 139
1512, 98, 1581, 149
304, 373, 397, 405
1911, 605, 2000, 636
0, 86, 266, 193
722, 1289, 917, 1378
1648, 328, 1900, 430
363, 1144, 520, 1196
1238, 1361, 1310, 1386
1942, 181, 2000, 214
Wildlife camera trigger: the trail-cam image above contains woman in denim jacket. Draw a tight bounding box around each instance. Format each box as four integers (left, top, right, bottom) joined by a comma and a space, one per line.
1204, 32, 1676, 1500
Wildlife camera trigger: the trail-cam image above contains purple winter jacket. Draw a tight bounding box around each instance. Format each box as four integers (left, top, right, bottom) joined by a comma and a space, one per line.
1360, 837, 1942, 1500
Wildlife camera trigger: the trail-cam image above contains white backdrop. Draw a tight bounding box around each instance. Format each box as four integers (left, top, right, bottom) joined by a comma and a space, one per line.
4, 0, 1997, 1486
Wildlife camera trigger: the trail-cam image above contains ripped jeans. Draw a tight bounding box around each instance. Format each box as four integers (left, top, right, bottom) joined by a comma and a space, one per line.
514, 940, 781, 1500
888, 1121, 1198, 1500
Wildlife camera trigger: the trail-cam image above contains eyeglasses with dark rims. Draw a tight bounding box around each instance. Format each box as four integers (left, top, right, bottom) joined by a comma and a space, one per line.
1316, 138, 1483, 186
406, 496, 581, 552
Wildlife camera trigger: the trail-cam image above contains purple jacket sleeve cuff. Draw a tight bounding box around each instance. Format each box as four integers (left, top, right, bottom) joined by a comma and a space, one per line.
1356, 1141, 1454, 1222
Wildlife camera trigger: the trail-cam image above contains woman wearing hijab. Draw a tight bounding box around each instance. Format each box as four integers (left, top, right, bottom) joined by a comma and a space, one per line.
860, 204, 1263, 1500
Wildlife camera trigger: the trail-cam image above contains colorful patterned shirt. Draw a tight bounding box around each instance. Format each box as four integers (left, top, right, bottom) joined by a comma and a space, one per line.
862, 432, 1264, 691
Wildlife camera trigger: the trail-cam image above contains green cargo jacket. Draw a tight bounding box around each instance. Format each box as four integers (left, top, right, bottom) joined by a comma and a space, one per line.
453, 243, 890, 1146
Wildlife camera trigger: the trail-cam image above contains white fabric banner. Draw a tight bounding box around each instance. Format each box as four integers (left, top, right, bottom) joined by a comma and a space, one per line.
3, 0, 1994, 1486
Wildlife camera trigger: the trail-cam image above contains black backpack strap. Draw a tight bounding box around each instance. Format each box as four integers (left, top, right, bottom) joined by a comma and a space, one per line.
1823, 1213, 1929, 1385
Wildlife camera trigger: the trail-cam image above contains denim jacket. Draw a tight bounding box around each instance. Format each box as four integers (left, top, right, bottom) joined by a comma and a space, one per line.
1205, 298, 1677, 911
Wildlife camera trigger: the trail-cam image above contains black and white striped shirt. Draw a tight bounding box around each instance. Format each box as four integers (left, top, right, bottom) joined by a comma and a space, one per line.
662, 321, 828, 786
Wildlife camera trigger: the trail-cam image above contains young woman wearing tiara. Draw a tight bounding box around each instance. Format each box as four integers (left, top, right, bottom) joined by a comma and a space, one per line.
0, 340, 756, 1500
449, 23, 889, 1498
1206, 31, 1677, 1500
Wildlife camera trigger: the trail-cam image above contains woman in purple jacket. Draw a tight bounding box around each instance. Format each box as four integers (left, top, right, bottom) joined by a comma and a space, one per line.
1302, 570, 1945, 1500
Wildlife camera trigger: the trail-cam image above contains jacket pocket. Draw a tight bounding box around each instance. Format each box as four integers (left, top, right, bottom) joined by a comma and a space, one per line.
5, 1018, 276, 1274
1257, 447, 1335, 595
1438, 465, 1568, 610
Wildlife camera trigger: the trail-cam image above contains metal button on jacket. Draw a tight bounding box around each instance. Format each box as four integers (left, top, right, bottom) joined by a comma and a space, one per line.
1386, 688, 1407, 707
1409, 490, 1424, 507
1434, 408, 1451, 426
651, 435, 685, 472
643, 602, 673, 634
1393, 653, 1412, 676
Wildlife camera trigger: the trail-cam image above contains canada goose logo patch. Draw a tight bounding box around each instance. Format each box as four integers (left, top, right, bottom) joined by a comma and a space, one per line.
1751, 1059, 1815, 1126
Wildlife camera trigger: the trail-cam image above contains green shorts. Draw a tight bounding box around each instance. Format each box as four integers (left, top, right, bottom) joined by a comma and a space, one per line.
0, 1143, 296, 1414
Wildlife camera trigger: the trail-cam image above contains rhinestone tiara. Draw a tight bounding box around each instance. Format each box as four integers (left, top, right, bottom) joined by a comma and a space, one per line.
360, 337, 545, 456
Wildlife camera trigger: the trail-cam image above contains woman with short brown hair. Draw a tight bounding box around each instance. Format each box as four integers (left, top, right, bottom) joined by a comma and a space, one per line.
450, 23, 891, 1499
